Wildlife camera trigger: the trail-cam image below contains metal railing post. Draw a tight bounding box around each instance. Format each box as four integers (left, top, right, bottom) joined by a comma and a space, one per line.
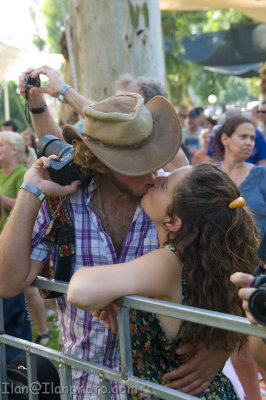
1, 277, 266, 400
26, 349, 38, 400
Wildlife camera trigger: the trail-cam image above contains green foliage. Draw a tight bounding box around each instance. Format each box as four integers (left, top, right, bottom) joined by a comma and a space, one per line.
161, 9, 259, 107
203, 9, 253, 32
0, 81, 29, 132
41, 0, 67, 53
28, 2, 260, 108
32, 34, 46, 51
29, 0, 67, 53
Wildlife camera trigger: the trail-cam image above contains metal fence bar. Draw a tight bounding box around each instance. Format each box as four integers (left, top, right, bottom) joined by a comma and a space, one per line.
117, 305, 133, 379
99, 374, 111, 400
115, 296, 266, 340
1, 277, 266, 400
26, 350, 38, 400
0, 334, 198, 399
32, 276, 68, 295
60, 361, 73, 400
31, 278, 266, 340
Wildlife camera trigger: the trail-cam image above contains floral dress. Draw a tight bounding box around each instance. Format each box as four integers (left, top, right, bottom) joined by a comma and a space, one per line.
129, 244, 239, 400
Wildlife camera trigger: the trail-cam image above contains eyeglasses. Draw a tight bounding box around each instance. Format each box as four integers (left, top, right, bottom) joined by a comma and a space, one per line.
257, 110, 266, 114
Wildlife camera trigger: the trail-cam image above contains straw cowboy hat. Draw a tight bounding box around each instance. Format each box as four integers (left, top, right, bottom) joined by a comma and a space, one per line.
63, 92, 182, 176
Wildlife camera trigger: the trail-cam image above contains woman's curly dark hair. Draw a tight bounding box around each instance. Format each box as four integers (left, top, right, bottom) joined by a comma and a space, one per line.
165, 163, 259, 353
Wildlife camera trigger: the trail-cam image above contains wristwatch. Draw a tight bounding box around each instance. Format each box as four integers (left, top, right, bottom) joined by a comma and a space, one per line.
58, 84, 71, 103
20, 182, 46, 202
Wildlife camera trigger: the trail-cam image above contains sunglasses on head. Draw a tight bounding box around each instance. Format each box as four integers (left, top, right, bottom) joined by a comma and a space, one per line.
257, 110, 266, 114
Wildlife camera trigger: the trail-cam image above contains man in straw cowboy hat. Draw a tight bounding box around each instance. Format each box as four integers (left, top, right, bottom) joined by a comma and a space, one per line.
0, 92, 181, 396
0, 91, 231, 398
15, 67, 230, 396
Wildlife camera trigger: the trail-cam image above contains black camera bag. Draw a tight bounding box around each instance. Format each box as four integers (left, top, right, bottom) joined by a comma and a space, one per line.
6, 352, 60, 399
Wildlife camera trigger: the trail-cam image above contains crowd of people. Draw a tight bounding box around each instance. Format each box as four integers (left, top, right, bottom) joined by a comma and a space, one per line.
0, 65, 265, 400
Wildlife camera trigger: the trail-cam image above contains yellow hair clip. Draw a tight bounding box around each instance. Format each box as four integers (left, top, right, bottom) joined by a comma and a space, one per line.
229, 196, 246, 209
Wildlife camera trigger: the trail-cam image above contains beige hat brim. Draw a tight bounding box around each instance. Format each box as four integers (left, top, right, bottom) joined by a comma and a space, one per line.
63, 96, 182, 176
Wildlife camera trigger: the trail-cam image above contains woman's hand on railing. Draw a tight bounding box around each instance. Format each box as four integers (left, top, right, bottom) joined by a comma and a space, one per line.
91, 304, 118, 334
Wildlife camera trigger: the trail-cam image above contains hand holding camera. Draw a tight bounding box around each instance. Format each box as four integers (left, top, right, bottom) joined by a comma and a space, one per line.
37, 135, 92, 186
23, 156, 81, 199
19, 66, 66, 109
231, 233, 266, 326
24, 73, 41, 90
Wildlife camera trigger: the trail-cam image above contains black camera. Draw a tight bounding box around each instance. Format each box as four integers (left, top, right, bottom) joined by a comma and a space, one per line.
37, 135, 89, 186
24, 73, 41, 90
249, 266, 266, 326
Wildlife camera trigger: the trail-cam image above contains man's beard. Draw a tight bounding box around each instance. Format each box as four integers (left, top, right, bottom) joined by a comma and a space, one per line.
106, 170, 153, 201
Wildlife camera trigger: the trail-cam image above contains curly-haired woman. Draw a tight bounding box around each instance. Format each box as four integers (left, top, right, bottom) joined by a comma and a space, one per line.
68, 163, 259, 399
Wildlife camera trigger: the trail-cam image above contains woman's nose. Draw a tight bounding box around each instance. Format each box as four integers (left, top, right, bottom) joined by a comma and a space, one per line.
154, 176, 165, 188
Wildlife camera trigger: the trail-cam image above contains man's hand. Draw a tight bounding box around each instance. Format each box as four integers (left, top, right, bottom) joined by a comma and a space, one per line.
162, 343, 231, 396
19, 65, 65, 103
19, 67, 46, 108
91, 305, 118, 334
230, 272, 258, 325
24, 156, 80, 198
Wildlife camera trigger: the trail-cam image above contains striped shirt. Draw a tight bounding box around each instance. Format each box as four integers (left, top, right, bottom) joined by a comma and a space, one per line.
30, 176, 159, 399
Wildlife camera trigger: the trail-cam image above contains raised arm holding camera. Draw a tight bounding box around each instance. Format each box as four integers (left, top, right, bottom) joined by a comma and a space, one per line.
19, 66, 189, 170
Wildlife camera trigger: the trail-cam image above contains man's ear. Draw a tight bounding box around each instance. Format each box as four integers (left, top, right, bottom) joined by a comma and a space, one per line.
165, 217, 182, 232
95, 165, 107, 174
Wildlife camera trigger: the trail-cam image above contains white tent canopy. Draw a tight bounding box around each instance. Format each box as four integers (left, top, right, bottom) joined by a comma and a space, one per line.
0, 42, 64, 83
159, 0, 266, 24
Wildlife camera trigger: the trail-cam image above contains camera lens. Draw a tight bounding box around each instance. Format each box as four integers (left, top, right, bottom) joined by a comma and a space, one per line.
37, 135, 73, 159
248, 289, 266, 326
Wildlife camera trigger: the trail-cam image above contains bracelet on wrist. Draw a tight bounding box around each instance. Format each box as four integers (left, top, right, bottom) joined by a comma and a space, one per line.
30, 104, 47, 114
20, 182, 46, 202
58, 84, 71, 103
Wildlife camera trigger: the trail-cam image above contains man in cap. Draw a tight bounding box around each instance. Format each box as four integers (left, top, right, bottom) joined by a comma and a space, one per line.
182, 108, 202, 161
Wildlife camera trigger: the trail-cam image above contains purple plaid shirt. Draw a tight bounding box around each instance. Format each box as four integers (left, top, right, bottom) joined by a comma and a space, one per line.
30, 177, 159, 399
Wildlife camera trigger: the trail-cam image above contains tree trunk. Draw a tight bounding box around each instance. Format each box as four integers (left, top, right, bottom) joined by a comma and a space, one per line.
59, 32, 80, 125
68, 0, 165, 101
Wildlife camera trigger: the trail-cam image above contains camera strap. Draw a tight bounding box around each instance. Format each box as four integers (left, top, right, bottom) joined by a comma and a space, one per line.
39, 197, 75, 299
25, 89, 32, 125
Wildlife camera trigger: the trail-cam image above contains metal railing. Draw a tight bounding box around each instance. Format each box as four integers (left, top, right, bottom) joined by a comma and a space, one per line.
1, 276, 266, 400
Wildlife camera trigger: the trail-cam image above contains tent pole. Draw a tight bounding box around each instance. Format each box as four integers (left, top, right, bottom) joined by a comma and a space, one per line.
3, 81, 10, 121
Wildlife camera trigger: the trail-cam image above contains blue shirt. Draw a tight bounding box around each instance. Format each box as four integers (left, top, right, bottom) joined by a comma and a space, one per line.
239, 165, 266, 242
